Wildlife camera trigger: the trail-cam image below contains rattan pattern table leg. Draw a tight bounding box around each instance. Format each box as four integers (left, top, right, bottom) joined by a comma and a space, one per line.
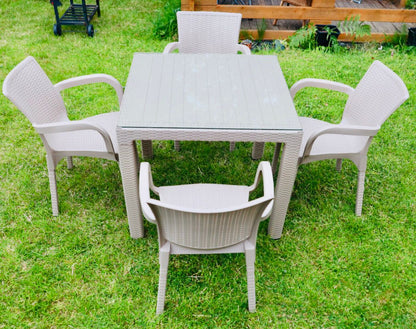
268, 134, 302, 239
118, 140, 144, 238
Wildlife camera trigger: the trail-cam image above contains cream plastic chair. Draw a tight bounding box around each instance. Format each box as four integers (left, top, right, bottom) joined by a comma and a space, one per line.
163, 11, 251, 152
164, 11, 250, 55
139, 161, 274, 314
269, 60, 409, 216
2, 56, 123, 216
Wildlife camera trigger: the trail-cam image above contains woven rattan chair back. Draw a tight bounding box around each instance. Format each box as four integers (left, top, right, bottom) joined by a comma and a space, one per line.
176, 11, 243, 54
148, 198, 271, 250
3, 56, 68, 125
342, 60, 409, 127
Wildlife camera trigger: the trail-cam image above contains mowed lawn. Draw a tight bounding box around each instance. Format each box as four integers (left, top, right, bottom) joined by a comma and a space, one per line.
0, 0, 415, 328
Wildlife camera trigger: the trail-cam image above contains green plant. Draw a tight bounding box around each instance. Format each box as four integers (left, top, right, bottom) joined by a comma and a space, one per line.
240, 29, 253, 41
338, 15, 371, 42
384, 24, 409, 48
405, 0, 416, 9
315, 25, 341, 49
152, 0, 181, 39
288, 23, 317, 49
256, 18, 267, 41
326, 27, 340, 48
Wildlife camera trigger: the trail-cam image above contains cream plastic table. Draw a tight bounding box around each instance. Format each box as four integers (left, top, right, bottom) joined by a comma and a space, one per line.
117, 53, 302, 239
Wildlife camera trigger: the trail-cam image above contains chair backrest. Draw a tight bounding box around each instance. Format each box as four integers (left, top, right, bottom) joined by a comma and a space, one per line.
2, 56, 69, 125
176, 11, 242, 54
147, 198, 272, 249
341, 60, 409, 127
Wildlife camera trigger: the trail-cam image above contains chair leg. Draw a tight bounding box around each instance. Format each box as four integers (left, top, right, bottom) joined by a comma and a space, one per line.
229, 142, 236, 152
245, 246, 256, 312
67, 156, 73, 169
141, 140, 154, 159
271, 143, 282, 175
273, 1, 287, 26
174, 141, 181, 152
251, 142, 265, 160
355, 170, 366, 216
46, 156, 59, 216
156, 248, 170, 315
336, 159, 342, 172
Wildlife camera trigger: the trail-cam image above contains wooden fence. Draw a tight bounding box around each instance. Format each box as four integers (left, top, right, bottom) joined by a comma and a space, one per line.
181, 0, 416, 41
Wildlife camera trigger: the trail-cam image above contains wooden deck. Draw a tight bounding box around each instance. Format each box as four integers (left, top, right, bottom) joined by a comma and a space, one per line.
219, 0, 415, 35
334, 0, 415, 34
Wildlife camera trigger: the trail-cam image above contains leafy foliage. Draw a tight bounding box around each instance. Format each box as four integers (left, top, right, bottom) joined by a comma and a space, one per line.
256, 18, 267, 41
315, 25, 341, 49
288, 23, 317, 49
338, 15, 371, 40
383, 24, 415, 50
152, 0, 180, 39
240, 29, 253, 41
405, 0, 416, 9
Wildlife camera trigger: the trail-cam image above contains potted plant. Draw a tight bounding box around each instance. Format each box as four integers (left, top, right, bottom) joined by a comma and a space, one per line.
315, 16, 371, 48
315, 24, 340, 47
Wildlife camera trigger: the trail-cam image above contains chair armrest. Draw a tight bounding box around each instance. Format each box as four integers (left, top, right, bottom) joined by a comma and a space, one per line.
248, 161, 274, 217
303, 124, 380, 159
163, 42, 180, 54
249, 161, 274, 197
139, 162, 159, 223
54, 74, 124, 105
33, 120, 116, 154
236, 44, 251, 55
290, 78, 355, 99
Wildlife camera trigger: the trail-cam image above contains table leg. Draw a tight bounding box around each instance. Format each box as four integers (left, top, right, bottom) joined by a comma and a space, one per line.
118, 140, 144, 238
251, 142, 265, 160
268, 135, 301, 239
271, 143, 282, 174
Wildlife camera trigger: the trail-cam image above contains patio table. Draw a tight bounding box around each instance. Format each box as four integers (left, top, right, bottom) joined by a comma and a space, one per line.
117, 53, 302, 239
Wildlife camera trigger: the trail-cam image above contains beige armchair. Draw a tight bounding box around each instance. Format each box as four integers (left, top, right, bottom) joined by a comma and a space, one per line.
139, 161, 274, 314
3, 56, 123, 216
263, 61, 408, 216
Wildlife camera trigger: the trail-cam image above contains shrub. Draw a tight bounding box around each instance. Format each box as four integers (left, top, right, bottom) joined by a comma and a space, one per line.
288, 24, 317, 49
152, 0, 181, 39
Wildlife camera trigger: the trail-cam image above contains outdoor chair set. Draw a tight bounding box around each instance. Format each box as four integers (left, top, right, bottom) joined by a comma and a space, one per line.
2, 11, 409, 315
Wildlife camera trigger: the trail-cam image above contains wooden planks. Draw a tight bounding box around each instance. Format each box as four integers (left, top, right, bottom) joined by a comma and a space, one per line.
182, 0, 416, 40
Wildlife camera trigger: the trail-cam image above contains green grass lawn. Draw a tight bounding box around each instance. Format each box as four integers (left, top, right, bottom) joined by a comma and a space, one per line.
1, 1, 415, 327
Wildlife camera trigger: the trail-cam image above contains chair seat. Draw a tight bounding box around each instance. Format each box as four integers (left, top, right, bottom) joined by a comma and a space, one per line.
299, 117, 369, 158
159, 183, 250, 209
45, 111, 119, 155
